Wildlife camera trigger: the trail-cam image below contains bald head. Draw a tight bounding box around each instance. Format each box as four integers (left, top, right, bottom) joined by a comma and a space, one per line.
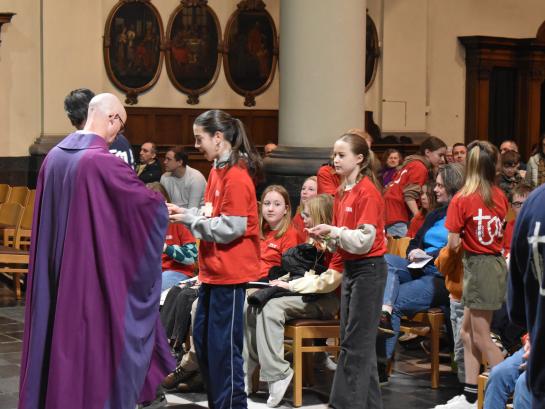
84, 93, 127, 144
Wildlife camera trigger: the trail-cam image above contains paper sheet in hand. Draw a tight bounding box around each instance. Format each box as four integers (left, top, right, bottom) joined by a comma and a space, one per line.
407, 255, 433, 269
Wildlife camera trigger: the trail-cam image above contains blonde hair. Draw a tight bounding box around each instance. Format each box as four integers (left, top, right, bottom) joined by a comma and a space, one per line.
259, 185, 292, 239
304, 194, 333, 227
459, 140, 499, 208
296, 176, 318, 214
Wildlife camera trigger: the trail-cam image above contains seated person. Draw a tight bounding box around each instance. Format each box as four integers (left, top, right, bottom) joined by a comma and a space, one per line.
452, 143, 467, 164
407, 180, 438, 238
161, 146, 206, 209
497, 150, 523, 199
380, 148, 402, 187
258, 185, 302, 279
137, 142, 162, 183
378, 163, 465, 382
292, 176, 318, 243
147, 182, 198, 291
244, 194, 340, 408
483, 335, 531, 409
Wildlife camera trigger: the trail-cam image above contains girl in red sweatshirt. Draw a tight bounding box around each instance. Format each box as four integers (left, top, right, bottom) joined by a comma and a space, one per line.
168, 109, 261, 409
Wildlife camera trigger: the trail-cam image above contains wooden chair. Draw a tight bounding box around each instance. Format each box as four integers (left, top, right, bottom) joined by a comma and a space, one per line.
0, 184, 11, 204
0, 223, 30, 299
386, 236, 446, 389
6, 186, 30, 206
283, 319, 340, 407
398, 307, 445, 388
477, 372, 488, 409
4, 201, 33, 249
0, 203, 25, 246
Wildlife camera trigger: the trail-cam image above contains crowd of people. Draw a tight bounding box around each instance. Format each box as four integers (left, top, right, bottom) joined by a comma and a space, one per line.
16, 89, 545, 409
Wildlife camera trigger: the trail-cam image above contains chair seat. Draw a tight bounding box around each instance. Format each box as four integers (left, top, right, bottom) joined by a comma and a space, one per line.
286, 319, 340, 327
0, 246, 29, 256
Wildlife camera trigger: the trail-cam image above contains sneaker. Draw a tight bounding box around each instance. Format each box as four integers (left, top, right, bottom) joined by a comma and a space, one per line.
266, 371, 293, 407
432, 394, 476, 409
378, 361, 389, 386
162, 366, 196, 391
378, 311, 395, 337
316, 352, 337, 371
490, 332, 508, 358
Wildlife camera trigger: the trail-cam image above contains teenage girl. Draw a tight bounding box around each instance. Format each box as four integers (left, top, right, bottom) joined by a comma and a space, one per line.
383, 136, 447, 237
168, 109, 262, 409
291, 177, 318, 243
308, 133, 387, 409
440, 141, 508, 408
259, 185, 301, 279
406, 180, 438, 238
246, 193, 339, 407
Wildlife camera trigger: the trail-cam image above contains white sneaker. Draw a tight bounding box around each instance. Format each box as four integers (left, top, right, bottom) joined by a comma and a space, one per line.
316, 352, 337, 371
266, 371, 294, 407
432, 394, 476, 409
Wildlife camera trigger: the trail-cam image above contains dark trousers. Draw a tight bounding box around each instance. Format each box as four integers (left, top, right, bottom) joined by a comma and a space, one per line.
194, 284, 246, 409
330, 257, 387, 409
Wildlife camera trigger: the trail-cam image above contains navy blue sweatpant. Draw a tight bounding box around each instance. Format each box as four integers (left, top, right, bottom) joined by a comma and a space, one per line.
194, 284, 247, 409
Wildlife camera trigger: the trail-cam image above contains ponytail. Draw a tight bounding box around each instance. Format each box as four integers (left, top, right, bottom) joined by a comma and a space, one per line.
337, 133, 382, 193
194, 110, 262, 180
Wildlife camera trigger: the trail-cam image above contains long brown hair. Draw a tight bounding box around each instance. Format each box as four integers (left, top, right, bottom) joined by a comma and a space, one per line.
194, 110, 262, 179
336, 133, 381, 191
259, 185, 292, 239
459, 140, 499, 208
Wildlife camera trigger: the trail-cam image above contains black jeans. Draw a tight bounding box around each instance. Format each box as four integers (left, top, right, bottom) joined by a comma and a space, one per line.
330, 257, 387, 409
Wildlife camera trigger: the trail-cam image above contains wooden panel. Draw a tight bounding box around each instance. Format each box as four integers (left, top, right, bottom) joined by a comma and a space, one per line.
125, 107, 279, 148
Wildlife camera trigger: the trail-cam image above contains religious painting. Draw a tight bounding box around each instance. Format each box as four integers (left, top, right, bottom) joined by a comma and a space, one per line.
224, 0, 278, 107
165, 1, 222, 105
365, 12, 380, 91
103, 0, 164, 105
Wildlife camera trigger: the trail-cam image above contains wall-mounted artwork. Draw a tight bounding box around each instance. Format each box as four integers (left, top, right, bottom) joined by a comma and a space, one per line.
103, 0, 164, 105
224, 0, 278, 107
165, 0, 222, 105
366, 12, 380, 91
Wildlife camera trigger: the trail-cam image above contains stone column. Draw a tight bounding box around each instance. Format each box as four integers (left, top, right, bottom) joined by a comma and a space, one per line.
263, 0, 366, 205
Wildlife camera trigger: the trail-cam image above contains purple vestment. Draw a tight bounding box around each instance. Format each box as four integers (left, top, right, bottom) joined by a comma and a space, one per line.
18, 132, 175, 409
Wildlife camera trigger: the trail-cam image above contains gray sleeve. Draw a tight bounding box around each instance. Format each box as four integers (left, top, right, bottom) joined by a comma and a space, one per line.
182, 210, 247, 244
330, 224, 377, 255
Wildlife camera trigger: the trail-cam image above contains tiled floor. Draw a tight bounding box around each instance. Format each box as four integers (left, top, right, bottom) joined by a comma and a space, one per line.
0, 281, 461, 409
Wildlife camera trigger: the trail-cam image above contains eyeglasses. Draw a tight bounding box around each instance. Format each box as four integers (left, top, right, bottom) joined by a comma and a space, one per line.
511, 201, 524, 208
110, 114, 125, 132
503, 162, 519, 168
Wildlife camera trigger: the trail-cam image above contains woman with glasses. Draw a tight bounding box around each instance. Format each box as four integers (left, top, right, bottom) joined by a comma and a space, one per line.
377, 163, 465, 384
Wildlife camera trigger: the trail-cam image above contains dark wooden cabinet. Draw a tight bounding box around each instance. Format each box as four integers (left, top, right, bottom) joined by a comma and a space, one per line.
459, 33, 545, 158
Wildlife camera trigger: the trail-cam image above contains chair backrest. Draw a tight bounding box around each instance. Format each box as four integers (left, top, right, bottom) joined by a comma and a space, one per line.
386, 236, 412, 258
0, 202, 24, 228
20, 201, 34, 230
26, 189, 36, 207
7, 186, 30, 206
0, 184, 11, 203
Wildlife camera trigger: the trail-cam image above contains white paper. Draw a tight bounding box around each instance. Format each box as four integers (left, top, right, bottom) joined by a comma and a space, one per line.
407, 255, 433, 269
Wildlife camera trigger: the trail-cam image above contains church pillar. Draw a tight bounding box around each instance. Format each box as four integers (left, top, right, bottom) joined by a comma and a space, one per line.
263, 0, 366, 205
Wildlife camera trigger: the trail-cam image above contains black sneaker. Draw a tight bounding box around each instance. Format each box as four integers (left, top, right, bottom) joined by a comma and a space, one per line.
378, 361, 389, 386
378, 311, 395, 337
138, 391, 167, 409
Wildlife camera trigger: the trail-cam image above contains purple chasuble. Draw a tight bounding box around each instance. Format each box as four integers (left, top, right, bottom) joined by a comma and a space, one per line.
18, 132, 175, 409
